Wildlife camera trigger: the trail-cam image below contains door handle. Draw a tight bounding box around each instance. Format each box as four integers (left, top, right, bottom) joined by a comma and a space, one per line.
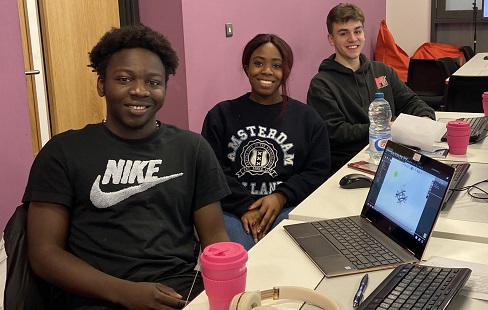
25, 70, 40, 75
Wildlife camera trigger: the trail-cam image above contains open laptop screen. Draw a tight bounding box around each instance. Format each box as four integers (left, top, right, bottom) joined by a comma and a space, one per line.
361, 141, 454, 258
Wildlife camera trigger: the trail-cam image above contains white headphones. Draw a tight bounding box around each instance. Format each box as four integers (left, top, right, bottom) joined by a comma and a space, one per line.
229, 286, 340, 310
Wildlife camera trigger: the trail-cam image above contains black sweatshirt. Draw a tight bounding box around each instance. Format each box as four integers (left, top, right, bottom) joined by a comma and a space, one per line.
307, 53, 435, 171
202, 93, 331, 217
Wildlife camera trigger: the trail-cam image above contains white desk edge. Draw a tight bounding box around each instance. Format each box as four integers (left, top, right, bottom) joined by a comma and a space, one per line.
185, 219, 488, 309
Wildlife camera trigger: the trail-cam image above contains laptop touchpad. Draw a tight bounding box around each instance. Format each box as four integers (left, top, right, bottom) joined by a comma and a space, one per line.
298, 235, 340, 257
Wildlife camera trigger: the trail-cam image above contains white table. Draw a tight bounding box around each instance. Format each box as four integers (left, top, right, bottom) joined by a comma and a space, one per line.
289, 144, 488, 235
289, 152, 488, 244
185, 112, 488, 309
185, 220, 488, 309
185, 220, 323, 310
453, 52, 488, 76
289, 112, 488, 244
436, 112, 488, 161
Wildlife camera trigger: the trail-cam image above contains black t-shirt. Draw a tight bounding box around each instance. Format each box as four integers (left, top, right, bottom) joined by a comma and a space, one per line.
23, 122, 230, 283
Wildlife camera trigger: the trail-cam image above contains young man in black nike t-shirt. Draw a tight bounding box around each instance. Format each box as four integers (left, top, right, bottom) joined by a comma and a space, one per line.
22, 25, 231, 309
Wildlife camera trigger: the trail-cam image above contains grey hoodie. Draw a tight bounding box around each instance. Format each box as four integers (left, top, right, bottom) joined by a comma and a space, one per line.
307, 53, 435, 172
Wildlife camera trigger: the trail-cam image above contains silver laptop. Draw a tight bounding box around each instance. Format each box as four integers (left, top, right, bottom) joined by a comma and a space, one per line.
284, 141, 455, 277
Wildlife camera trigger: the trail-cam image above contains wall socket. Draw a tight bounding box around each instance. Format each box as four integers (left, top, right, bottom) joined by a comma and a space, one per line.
225, 23, 233, 37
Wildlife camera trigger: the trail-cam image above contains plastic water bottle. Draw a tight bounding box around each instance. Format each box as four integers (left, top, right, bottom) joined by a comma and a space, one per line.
368, 93, 392, 164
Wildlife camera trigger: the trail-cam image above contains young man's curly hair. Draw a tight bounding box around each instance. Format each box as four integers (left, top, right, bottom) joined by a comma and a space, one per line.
89, 24, 179, 81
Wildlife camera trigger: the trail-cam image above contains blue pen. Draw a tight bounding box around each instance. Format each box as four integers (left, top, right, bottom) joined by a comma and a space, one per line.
353, 274, 368, 307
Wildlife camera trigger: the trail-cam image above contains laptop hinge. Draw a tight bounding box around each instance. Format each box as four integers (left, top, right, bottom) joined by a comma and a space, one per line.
406, 248, 415, 256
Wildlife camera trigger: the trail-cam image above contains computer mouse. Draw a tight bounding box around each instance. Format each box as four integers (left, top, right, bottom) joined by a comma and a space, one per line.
339, 173, 373, 189
484, 55, 488, 60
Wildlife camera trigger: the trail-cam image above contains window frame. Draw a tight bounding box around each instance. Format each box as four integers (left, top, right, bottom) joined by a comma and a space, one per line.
119, 0, 140, 26
435, 0, 483, 20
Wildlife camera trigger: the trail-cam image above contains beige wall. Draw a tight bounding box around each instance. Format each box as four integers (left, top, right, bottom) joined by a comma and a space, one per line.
386, 0, 431, 56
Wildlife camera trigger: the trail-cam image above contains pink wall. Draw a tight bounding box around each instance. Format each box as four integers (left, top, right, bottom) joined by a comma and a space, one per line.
140, 0, 386, 132
139, 0, 189, 129
0, 1, 35, 230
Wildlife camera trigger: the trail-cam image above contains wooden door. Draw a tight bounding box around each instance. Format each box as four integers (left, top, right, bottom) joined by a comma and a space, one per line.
18, 0, 44, 155
20, 0, 120, 155
38, 0, 120, 134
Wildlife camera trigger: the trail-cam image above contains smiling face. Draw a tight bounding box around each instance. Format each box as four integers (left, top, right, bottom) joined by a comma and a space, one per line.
98, 48, 166, 139
245, 42, 283, 105
328, 19, 365, 70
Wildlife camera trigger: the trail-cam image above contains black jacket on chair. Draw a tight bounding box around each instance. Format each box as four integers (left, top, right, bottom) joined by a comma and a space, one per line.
3, 204, 64, 310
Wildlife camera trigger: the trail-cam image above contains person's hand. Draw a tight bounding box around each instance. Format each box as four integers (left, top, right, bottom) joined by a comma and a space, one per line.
242, 193, 287, 243
117, 281, 187, 310
240, 209, 261, 243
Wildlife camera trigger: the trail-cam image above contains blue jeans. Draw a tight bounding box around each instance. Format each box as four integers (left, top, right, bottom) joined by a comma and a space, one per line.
223, 206, 294, 251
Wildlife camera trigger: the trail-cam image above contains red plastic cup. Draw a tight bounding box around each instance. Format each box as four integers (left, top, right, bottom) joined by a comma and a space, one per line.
482, 92, 488, 116
446, 120, 471, 155
200, 242, 248, 310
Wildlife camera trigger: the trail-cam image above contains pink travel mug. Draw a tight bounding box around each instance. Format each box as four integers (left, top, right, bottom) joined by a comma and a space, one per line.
446, 120, 471, 155
482, 92, 488, 116
200, 242, 248, 310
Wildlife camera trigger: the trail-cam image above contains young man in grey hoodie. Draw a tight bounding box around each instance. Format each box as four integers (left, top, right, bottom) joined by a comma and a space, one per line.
307, 3, 435, 174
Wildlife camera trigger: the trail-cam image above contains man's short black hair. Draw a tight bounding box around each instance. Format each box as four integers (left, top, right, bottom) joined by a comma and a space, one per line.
89, 24, 179, 81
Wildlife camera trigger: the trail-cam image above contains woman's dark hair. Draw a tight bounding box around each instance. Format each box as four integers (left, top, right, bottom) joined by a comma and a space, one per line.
241, 34, 294, 108
89, 24, 179, 81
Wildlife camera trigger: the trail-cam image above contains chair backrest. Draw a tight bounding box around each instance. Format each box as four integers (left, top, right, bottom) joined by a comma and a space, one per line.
1, 234, 6, 308
407, 58, 450, 96
446, 75, 488, 112
437, 57, 459, 75
3, 204, 64, 310
459, 45, 475, 62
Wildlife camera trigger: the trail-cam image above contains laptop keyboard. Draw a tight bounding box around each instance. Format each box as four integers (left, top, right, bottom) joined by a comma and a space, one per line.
357, 264, 472, 310
441, 116, 488, 143
312, 218, 402, 269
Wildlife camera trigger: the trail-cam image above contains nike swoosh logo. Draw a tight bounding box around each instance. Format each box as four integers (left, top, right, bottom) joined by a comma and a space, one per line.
90, 173, 183, 208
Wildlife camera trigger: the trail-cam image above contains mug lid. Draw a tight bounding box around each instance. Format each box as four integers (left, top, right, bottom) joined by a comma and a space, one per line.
446, 120, 471, 129
200, 242, 248, 270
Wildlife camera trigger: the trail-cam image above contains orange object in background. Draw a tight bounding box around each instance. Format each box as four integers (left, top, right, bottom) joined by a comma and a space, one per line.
375, 20, 410, 82
412, 42, 465, 65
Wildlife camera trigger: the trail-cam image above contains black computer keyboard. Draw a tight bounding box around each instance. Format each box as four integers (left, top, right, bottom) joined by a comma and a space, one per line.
441, 116, 488, 143
357, 264, 471, 310
443, 162, 470, 208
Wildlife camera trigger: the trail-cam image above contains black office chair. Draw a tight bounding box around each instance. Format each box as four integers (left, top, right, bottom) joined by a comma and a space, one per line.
407, 58, 451, 111
459, 45, 475, 63
437, 57, 459, 75
445, 75, 488, 112
3, 204, 65, 309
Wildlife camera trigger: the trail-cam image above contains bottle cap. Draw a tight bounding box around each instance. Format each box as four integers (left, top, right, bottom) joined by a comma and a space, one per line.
374, 93, 384, 98
200, 242, 248, 270
446, 120, 471, 130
